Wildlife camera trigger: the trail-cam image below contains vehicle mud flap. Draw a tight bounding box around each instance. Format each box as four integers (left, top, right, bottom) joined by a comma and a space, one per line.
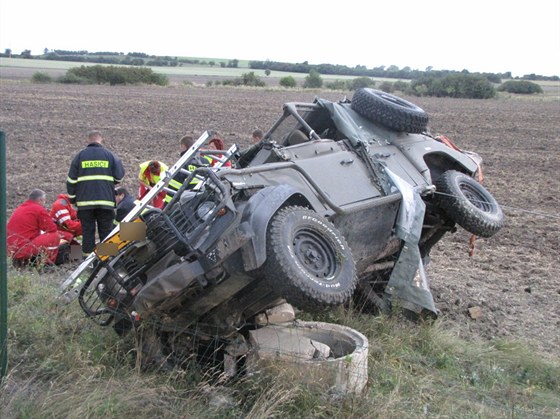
385, 169, 437, 315
386, 245, 437, 315
133, 261, 205, 315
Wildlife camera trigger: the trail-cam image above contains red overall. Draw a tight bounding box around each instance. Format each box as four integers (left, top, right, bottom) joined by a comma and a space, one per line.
7, 200, 61, 264
50, 193, 82, 243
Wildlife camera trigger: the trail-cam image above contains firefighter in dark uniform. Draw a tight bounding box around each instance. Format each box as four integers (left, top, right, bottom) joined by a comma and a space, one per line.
66, 130, 125, 257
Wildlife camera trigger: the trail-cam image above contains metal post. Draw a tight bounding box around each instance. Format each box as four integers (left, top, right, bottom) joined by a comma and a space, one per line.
0, 131, 7, 379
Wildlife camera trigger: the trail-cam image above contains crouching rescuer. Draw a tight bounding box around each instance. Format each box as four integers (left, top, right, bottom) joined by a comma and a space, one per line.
7, 189, 63, 267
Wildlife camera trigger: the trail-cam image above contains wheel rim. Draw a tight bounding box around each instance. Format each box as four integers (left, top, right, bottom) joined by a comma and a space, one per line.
379, 92, 411, 109
292, 228, 338, 282
370, 88, 418, 110
459, 182, 494, 212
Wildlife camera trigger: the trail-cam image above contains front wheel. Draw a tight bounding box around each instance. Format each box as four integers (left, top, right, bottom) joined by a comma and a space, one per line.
263, 206, 357, 311
435, 170, 504, 237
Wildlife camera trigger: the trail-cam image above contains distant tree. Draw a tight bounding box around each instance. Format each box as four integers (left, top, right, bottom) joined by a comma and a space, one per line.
279, 76, 297, 88
497, 80, 543, 94
209, 61, 215, 67
482, 73, 501, 84
241, 72, 265, 87
220, 62, 226, 68
325, 80, 348, 90
4, 48, 11, 57
21, 49, 32, 58
128, 52, 150, 58
410, 74, 495, 99
228, 59, 239, 68
57, 73, 88, 84
65, 65, 168, 86
393, 80, 409, 92
379, 81, 394, 93
521, 73, 538, 80
31, 72, 52, 83
500, 72, 512, 79
43, 48, 49, 55
265, 69, 271, 76
350, 76, 374, 90
303, 69, 323, 88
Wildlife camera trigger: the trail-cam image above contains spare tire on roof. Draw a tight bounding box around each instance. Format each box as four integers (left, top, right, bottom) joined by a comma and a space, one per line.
351, 88, 429, 133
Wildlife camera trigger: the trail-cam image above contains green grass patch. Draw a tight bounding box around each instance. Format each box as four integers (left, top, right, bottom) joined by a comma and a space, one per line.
2, 267, 559, 417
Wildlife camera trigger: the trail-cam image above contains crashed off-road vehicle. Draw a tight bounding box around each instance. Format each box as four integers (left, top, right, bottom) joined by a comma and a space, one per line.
60, 88, 503, 348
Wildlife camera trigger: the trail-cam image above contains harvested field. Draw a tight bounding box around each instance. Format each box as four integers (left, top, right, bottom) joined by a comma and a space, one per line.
1, 79, 559, 356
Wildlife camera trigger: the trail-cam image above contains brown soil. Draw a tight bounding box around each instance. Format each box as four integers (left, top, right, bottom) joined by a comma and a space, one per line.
1, 80, 558, 356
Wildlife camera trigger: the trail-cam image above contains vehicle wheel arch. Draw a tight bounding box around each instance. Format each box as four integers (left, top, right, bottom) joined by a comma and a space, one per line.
240, 185, 314, 271
424, 152, 474, 185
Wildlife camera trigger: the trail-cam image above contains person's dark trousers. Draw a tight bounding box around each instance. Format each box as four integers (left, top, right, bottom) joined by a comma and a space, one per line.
78, 208, 116, 254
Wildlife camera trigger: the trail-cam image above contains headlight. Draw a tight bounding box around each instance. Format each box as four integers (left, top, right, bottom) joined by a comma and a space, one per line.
196, 201, 216, 221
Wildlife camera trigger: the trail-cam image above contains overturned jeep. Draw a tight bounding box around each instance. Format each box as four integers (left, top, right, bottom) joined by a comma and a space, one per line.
60, 88, 504, 341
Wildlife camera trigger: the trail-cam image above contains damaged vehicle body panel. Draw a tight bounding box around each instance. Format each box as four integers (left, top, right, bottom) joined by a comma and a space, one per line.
60, 88, 504, 342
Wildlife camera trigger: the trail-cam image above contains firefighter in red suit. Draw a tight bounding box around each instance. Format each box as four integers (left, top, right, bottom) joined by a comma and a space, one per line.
7, 189, 62, 266
50, 193, 82, 243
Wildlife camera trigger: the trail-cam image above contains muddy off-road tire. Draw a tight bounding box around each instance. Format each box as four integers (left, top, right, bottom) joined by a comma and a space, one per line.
435, 170, 504, 237
351, 88, 429, 133
264, 206, 357, 311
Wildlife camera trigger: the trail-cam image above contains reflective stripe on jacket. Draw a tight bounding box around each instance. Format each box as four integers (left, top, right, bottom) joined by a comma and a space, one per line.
67, 142, 125, 210
50, 193, 82, 235
138, 161, 169, 187
165, 156, 211, 203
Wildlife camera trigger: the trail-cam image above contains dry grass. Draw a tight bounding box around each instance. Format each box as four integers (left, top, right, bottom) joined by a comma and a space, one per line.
1, 267, 559, 418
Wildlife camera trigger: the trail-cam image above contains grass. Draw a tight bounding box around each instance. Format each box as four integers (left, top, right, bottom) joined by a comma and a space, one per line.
0, 57, 375, 82
1, 266, 559, 418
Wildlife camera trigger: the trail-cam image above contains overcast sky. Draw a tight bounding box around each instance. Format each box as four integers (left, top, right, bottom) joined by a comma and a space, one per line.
1, 0, 559, 77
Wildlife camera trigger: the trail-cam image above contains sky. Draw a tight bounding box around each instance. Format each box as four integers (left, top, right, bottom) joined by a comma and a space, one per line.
1, 0, 559, 77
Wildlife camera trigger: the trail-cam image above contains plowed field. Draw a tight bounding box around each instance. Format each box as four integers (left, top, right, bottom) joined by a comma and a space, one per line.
1, 80, 558, 355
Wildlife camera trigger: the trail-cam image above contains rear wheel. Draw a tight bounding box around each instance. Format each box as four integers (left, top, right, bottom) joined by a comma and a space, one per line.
435, 170, 504, 237
264, 206, 357, 311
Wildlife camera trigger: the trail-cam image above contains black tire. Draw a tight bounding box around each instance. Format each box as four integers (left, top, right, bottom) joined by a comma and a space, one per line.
435, 170, 504, 238
264, 206, 357, 310
351, 88, 429, 133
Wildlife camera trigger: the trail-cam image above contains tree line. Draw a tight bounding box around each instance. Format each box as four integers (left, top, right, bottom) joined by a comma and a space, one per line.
0, 49, 240, 69
2, 49, 558, 82
248, 59, 558, 83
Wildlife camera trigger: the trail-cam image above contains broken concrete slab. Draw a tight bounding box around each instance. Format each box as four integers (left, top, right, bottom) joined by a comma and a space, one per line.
254, 302, 296, 326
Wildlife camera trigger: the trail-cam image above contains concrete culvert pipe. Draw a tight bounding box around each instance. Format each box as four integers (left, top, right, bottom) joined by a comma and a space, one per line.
246, 320, 369, 395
